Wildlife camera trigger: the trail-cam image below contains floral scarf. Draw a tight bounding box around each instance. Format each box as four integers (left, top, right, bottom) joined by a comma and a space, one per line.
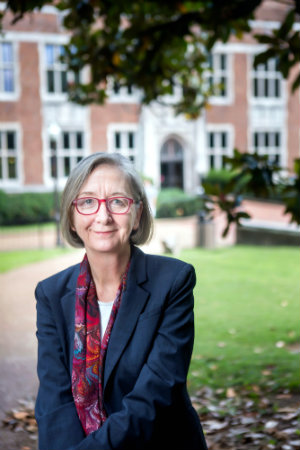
72, 254, 129, 435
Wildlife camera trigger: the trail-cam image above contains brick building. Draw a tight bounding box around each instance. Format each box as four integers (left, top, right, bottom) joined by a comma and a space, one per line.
0, 1, 299, 195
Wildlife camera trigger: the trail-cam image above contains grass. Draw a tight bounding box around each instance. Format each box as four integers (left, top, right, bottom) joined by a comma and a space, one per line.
0, 248, 74, 273
1, 244, 299, 393
179, 246, 300, 393
0, 223, 55, 234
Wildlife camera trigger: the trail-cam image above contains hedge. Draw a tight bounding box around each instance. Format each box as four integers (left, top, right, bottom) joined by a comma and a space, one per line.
156, 188, 203, 218
0, 190, 57, 226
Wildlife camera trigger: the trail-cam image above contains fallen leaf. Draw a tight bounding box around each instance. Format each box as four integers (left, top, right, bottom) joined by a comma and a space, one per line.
264, 420, 278, 430
226, 387, 236, 398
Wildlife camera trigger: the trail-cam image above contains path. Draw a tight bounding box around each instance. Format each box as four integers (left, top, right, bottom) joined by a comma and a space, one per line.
0, 250, 85, 422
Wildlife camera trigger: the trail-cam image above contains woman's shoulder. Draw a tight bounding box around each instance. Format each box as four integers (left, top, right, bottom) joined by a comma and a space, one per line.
134, 246, 195, 278
37, 263, 80, 292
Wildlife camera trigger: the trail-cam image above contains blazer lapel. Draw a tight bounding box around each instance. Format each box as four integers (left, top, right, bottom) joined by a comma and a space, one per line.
103, 246, 149, 389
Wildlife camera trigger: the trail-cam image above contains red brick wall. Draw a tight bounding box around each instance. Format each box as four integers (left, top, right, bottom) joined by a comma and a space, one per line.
206, 53, 248, 152
90, 103, 140, 153
0, 42, 43, 185
19, 42, 43, 184
2, 10, 62, 34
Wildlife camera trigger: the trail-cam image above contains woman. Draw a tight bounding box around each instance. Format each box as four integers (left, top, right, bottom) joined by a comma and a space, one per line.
35, 152, 207, 450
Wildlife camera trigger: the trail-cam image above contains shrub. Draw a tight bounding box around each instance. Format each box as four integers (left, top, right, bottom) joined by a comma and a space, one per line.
0, 190, 56, 226
156, 188, 203, 218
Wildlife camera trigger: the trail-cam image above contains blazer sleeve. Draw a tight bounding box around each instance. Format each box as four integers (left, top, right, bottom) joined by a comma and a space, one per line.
69, 263, 197, 450
35, 282, 86, 450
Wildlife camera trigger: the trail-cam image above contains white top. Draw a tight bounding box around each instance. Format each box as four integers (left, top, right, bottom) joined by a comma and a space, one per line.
98, 300, 114, 339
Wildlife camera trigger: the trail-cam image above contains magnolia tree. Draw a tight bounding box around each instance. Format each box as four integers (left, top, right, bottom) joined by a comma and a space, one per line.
1, 0, 300, 231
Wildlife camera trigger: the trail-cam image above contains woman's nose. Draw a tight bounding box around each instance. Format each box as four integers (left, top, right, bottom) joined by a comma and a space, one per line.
94, 202, 112, 222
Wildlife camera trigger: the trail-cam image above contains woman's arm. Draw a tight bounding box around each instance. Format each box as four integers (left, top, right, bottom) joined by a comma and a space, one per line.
35, 282, 86, 450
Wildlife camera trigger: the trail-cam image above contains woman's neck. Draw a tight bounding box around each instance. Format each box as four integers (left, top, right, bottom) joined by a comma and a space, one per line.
86, 246, 131, 301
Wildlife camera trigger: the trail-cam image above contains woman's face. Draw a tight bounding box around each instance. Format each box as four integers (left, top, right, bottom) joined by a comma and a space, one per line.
72, 164, 142, 256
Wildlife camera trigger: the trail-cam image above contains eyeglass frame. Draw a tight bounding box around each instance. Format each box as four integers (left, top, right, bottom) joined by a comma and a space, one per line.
72, 196, 136, 215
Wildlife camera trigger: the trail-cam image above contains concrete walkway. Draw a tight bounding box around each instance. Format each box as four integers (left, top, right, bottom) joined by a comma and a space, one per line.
0, 250, 85, 421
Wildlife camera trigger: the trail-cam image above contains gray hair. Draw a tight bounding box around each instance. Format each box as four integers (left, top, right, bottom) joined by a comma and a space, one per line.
60, 152, 154, 247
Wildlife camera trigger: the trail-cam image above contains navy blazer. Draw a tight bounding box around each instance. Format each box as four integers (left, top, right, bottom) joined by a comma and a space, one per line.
35, 246, 207, 450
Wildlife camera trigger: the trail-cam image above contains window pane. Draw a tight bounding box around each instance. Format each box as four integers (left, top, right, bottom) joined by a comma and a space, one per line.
220, 76, 226, 96
265, 133, 269, 147
76, 132, 83, 149
51, 155, 57, 178
253, 78, 258, 97
64, 157, 70, 176
63, 132, 70, 149
49, 138, 57, 150
275, 79, 280, 97
4, 69, 14, 92
128, 132, 134, 149
115, 132, 121, 149
8, 157, 16, 178
113, 82, 120, 94
47, 70, 55, 92
209, 132, 214, 148
2, 43, 13, 63
0, 158, 2, 178
46, 45, 54, 65
222, 155, 226, 168
275, 132, 280, 147
220, 54, 226, 70
61, 71, 68, 93
7, 131, 15, 149
210, 155, 215, 169
221, 132, 227, 148
264, 79, 269, 97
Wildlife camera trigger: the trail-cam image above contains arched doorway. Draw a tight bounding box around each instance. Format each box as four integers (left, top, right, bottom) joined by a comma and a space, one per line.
160, 138, 184, 189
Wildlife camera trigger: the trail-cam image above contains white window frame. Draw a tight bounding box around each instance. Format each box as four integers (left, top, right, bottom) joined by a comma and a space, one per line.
206, 50, 234, 105
250, 128, 285, 168
249, 54, 285, 105
107, 123, 138, 165
45, 128, 87, 185
0, 40, 20, 101
205, 124, 234, 171
107, 78, 141, 104
0, 123, 22, 188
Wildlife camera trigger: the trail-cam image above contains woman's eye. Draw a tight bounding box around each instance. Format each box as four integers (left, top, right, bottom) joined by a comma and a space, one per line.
79, 198, 95, 207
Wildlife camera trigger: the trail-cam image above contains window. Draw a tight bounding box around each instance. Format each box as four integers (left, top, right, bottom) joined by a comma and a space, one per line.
253, 131, 282, 165
113, 82, 133, 96
207, 53, 228, 97
108, 78, 140, 103
252, 58, 282, 99
112, 130, 137, 163
45, 44, 69, 94
207, 131, 230, 170
0, 130, 18, 181
0, 42, 15, 94
48, 130, 85, 179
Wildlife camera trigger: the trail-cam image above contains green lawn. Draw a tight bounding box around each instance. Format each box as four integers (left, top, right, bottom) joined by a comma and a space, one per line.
0, 248, 73, 273
180, 246, 300, 393
1, 244, 299, 393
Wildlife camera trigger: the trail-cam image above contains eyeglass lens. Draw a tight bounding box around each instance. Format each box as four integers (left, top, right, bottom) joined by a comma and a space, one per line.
75, 197, 132, 214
